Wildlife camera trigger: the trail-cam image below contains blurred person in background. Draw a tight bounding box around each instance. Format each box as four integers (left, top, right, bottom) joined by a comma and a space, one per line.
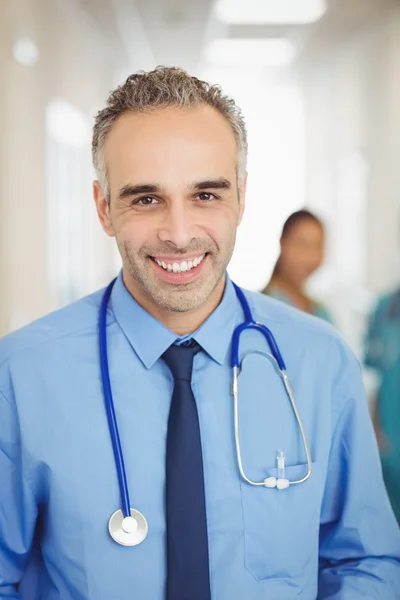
262, 209, 332, 322
364, 287, 400, 524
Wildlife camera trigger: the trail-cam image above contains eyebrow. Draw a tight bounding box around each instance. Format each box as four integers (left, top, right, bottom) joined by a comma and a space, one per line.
118, 184, 160, 199
191, 178, 231, 191
117, 178, 232, 200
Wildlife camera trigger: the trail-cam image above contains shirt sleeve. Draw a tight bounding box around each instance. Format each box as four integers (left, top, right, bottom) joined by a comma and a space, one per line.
0, 385, 38, 598
318, 344, 400, 599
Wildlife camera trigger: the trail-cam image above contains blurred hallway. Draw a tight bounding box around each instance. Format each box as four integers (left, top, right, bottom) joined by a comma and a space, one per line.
1, 0, 400, 364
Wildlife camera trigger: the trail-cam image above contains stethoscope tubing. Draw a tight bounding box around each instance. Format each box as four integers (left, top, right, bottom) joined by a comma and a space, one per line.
99, 278, 131, 518
100, 277, 313, 520
230, 283, 312, 487
231, 283, 286, 370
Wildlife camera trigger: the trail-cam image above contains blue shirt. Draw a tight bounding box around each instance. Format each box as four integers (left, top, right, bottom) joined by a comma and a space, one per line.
0, 273, 399, 599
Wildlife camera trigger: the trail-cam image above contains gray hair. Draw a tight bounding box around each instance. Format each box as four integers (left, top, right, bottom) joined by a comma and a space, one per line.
92, 66, 248, 198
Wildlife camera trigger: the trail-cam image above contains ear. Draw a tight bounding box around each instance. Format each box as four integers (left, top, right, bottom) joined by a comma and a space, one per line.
93, 180, 114, 237
238, 172, 247, 226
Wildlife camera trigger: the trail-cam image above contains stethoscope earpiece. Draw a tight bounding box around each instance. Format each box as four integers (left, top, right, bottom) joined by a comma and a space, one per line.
264, 477, 277, 488
263, 477, 290, 490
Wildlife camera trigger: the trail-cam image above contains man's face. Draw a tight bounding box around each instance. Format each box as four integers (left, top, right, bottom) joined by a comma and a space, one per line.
94, 106, 246, 314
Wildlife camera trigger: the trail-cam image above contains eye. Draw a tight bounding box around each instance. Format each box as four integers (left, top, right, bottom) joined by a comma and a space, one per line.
132, 196, 159, 206
197, 192, 216, 202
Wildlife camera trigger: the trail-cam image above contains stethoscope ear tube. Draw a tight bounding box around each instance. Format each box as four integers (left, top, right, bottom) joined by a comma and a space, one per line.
232, 358, 312, 487
231, 283, 312, 488
231, 283, 286, 370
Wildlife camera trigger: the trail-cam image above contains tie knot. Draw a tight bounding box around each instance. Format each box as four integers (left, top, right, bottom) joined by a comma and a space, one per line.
162, 340, 201, 381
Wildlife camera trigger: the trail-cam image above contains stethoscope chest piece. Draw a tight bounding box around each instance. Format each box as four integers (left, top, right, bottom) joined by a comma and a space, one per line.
108, 509, 148, 546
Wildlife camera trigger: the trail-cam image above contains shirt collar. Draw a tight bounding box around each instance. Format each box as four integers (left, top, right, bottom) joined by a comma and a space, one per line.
110, 271, 240, 369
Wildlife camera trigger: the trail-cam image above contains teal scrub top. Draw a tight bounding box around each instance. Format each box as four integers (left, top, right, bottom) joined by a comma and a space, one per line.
365, 288, 400, 522
264, 286, 333, 324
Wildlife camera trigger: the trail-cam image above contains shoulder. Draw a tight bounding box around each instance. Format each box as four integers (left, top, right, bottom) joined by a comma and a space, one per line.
366, 289, 400, 327
0, 287, 107, 368
261, 281, 285, 301
240, 288, 355, 374
313, 300, 333, 323
241, 290, 363, 424
375, 288, 400, 312
243, 288, 337, 340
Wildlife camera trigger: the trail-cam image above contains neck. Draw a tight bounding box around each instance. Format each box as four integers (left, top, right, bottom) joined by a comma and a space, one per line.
273, 273, 303, 295
272, 273, 312, 312
122, 270, 226, 336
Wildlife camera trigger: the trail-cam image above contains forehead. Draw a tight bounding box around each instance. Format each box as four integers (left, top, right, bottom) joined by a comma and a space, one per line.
289, 220, 323, 238
103, 106, 238, 187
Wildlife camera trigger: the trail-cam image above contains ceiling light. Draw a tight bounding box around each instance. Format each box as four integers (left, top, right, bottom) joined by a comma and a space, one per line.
46, 100, 90, 147
215, 0, 327, 25
205, 38, 296, 68
12, 37, 39, 67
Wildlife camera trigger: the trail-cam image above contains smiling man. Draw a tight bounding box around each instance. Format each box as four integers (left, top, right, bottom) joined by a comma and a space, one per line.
0, 67, 400, 600
93, 96, 246, 332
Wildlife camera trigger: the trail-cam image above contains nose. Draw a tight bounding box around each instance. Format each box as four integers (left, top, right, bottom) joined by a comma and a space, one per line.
158, 200, 196, 249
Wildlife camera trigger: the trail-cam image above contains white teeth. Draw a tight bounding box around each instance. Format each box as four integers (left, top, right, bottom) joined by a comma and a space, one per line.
154, 254, 205, 273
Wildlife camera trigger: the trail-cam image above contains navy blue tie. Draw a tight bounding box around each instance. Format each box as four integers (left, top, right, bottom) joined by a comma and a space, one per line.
162, 341, 211, 600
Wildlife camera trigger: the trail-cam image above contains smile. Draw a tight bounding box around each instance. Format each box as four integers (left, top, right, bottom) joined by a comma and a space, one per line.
152, 254, 206, 273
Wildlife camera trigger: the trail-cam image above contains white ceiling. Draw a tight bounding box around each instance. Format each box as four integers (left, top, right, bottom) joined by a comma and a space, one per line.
75, 0, 399, 74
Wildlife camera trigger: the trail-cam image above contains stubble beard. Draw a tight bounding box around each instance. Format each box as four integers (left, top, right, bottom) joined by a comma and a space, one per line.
118, 236, 236, 313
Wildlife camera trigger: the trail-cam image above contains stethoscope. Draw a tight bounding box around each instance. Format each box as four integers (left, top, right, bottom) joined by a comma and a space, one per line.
100, 278, 312, 547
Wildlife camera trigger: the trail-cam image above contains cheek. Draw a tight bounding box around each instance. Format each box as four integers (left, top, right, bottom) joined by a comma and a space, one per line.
114, 217, 151, 252
202, 215, 237, 248
206, 205, 241, 235
306, 248, 323, 265
283, 247, 300, 267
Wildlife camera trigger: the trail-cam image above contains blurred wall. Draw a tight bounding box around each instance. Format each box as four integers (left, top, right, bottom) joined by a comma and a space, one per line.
300, 4, 400, 354
1, 0, 399, 351
0, 0, 123, 336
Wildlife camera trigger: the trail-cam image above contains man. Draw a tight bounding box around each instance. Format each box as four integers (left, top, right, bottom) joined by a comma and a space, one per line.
0, 67, 399, 599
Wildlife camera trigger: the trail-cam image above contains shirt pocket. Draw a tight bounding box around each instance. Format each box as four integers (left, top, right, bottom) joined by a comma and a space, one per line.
240, 462, 321, 582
